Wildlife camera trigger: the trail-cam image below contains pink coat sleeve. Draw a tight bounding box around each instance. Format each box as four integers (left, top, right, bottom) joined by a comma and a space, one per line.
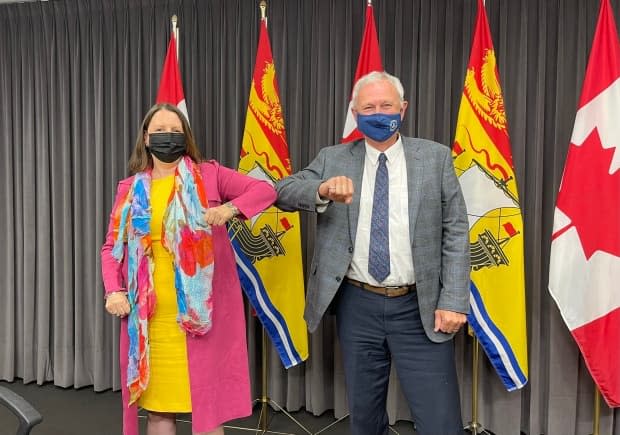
201, 160, 277, 219
100, 178, 133, 296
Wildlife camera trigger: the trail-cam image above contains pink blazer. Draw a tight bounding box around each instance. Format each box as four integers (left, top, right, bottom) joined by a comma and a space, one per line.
101, 160, 276, 435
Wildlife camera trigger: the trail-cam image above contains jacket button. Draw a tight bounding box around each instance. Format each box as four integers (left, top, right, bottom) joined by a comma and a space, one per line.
348, 246, 353, 253
335, 276, 341, 282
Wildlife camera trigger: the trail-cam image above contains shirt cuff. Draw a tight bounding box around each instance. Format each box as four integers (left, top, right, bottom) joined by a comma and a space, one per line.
315, 192, 331, 213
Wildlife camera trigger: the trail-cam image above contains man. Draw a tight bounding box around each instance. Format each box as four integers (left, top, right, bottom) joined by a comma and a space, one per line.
276, 71, 469, 435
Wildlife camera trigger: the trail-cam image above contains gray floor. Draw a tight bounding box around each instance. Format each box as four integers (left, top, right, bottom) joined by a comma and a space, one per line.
0, 381, 418, 435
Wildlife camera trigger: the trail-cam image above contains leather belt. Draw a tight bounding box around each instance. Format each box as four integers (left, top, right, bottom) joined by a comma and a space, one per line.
346, 278, 416, 297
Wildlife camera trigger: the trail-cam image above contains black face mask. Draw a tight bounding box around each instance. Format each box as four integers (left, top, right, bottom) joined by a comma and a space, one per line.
147, 132, 187, 163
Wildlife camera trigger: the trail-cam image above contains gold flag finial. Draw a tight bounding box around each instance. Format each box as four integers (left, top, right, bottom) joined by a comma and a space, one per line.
259, 0, 267, 20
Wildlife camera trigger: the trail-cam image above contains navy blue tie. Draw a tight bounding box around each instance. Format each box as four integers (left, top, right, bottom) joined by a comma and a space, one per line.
368, 153, 390, 282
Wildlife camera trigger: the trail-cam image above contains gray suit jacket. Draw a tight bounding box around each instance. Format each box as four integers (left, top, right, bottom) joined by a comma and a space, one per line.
276, 137, 470, 342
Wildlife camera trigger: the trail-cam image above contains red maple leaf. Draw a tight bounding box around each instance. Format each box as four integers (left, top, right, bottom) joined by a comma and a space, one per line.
556, 128, 620, 259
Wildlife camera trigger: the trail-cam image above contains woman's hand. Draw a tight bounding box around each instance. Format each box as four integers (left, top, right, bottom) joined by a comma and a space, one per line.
205, 203, 237, 226
105, 292, 130, 318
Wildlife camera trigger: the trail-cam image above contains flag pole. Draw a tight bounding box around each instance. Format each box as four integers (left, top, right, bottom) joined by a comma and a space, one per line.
592, 388, 601, 435
464, 337, 495, 434
257, 5, 269, 432
171, 15, 179, 64
258, 326, 269, 432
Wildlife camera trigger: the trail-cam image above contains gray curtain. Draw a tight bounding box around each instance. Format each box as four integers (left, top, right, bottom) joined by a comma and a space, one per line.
0, 0, 618, 433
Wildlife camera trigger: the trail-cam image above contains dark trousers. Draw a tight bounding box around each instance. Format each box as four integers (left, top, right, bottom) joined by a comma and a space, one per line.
335, 281, 462, 435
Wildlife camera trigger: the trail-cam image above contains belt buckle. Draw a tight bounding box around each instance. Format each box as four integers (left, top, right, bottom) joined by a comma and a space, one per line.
384, 285, 400, 296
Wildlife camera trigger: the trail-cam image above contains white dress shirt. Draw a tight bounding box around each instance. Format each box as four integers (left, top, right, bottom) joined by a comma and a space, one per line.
347, 137, 415, 286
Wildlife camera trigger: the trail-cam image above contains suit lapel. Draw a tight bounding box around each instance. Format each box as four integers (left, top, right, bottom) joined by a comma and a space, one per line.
346, 141, 365, 244
404, 138, 424, 245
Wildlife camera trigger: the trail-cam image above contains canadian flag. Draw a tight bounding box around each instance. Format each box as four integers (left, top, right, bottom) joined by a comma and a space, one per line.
156, 33, 189, 121
548, 0, 620, 408
341, 1, 383, 143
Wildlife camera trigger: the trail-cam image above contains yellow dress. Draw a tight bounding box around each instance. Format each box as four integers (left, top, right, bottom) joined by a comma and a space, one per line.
138, 175, 192, 412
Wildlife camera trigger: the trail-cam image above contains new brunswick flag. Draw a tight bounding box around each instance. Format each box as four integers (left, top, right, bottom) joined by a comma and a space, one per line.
452, 0, 528, 391
228, 17, 308, 368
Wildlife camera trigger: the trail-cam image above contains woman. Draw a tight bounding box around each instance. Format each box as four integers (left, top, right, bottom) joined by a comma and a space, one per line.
101, 103, 276, 435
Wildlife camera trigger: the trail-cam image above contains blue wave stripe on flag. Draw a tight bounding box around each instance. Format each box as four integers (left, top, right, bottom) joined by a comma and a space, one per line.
468, 281, 528, 391
229, 236, 303, 368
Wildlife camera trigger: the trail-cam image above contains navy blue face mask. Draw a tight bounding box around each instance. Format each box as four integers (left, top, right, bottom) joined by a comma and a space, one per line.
356, 112, 402, 143
147, 132, 186, 163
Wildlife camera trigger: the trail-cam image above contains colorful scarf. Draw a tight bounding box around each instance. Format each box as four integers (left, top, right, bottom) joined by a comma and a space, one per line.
110, 156, 214, 404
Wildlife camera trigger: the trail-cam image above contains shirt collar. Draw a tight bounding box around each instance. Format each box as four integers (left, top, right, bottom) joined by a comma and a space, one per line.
364, 135, 403, 164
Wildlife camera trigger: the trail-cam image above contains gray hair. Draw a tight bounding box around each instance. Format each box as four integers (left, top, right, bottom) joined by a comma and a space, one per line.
351, 71, 405, 106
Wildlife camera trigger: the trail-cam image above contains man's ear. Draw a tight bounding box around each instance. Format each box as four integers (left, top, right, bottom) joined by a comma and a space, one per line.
351, 106, 358, 120
400, 101, 409, 120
